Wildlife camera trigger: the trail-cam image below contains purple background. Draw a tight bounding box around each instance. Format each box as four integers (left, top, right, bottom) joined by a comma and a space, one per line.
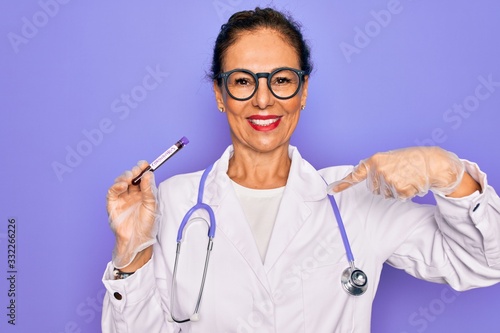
1, 1, 500, 332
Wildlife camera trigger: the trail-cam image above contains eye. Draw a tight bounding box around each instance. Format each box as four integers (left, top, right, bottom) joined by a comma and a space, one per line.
273, 76, 292, 85
271, 70, 298, 86
235, 78, 250, 86
227, 72, 255, 87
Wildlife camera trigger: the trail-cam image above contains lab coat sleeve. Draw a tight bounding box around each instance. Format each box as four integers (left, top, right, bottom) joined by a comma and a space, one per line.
386, 160, 500, 290
101, 251, 178, 332
100, 171, 200, 333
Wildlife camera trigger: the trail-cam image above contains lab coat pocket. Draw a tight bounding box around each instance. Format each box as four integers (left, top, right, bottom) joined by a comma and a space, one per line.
301, 262, 355, 332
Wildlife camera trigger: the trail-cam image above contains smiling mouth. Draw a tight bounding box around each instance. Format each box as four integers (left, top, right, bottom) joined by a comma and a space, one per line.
247, 116, 282, 131
248, 118, 280, 126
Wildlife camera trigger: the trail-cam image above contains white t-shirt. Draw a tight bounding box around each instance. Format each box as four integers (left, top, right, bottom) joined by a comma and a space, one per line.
231, 180, 285, 263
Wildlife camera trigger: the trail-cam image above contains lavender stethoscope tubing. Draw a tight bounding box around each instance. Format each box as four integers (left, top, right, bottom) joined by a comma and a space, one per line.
169, 164, 367, 323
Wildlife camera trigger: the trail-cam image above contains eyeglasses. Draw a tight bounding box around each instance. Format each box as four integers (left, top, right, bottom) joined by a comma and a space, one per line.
217, 67, 308, 101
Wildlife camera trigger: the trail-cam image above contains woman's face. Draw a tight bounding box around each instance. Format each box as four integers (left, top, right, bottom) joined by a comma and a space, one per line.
214, 28, 308, 155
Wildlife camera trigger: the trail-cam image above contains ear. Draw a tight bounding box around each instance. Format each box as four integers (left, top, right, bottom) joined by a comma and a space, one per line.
300, 75, 309, 108
213, 80, 225, 109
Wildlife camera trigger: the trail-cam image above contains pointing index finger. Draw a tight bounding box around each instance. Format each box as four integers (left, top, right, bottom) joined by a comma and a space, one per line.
327, 163, 368, 194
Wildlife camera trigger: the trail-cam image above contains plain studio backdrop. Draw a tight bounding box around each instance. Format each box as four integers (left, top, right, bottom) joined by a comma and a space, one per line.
1, 1, 499, 332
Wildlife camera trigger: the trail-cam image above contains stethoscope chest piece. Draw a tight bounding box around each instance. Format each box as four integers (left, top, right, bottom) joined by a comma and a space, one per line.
327, 193, 368, 297
341, 266, 368, 296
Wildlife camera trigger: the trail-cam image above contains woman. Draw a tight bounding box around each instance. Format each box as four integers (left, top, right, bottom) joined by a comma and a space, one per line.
102, 7, 500, 332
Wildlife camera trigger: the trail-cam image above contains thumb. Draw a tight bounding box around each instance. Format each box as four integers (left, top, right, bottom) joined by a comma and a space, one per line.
327, 163, 368, 193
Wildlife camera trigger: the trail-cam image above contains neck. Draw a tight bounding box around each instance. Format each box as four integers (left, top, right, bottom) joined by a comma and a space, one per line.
227, 145, 291, 189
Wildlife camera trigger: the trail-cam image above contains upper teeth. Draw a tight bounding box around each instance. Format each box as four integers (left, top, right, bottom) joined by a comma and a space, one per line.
249, 118, 279, 126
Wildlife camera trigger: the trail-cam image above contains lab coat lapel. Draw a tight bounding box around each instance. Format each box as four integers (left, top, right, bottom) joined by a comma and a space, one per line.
263, 188, 311, 272
202, 146, 327, 289
263, 146, 327, 272
216, 191, 271, 288
203, 147, 271, 292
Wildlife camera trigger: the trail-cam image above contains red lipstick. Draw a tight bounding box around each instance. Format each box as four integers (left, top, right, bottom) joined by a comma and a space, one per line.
247, 115, 282, 132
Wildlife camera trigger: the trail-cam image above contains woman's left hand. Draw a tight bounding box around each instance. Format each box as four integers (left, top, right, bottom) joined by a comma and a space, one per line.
329, 146, 468, 200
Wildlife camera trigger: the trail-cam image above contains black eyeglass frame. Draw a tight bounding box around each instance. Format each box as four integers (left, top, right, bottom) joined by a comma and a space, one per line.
217, 67, 309, 101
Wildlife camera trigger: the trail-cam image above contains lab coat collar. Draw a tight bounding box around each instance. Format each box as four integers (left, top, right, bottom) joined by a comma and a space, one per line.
204, 145, 328, 205
202, 145, 330, 286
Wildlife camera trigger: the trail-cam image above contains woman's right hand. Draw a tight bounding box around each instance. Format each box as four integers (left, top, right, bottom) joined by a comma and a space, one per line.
107, 161, 158, 270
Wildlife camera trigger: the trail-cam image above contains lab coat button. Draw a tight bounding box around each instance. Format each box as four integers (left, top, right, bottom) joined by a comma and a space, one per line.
113, 292, 123, 300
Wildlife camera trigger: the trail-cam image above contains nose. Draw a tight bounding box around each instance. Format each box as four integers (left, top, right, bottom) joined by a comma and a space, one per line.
253, 77, 274, 109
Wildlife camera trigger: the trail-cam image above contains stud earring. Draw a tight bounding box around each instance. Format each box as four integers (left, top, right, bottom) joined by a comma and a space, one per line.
301, 105, 306, 110
219, 107, 225, 113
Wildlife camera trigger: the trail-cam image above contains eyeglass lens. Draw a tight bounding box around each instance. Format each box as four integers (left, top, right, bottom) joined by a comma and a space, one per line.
226, 69, 301, 100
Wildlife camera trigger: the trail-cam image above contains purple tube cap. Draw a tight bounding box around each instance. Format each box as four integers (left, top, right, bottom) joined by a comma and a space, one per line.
180, 136, 189, 146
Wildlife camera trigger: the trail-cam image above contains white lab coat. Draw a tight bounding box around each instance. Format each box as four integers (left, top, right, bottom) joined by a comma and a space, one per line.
102, 146, 500, 332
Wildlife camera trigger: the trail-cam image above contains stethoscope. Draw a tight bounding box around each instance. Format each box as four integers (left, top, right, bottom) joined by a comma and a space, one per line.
169, 164, 368, 324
